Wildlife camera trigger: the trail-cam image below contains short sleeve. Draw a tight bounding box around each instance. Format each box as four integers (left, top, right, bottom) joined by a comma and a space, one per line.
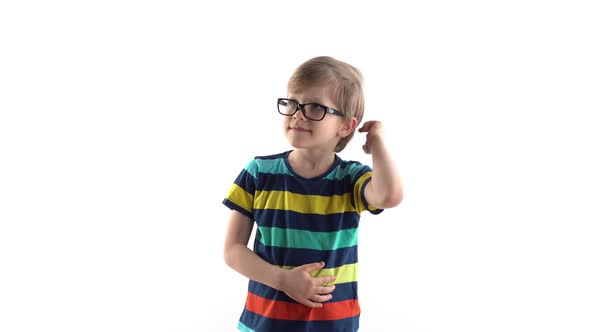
222, 159, 258, 220
352, 166, 384, 215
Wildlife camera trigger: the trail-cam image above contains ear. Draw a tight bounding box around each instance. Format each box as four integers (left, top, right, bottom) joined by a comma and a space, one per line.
338, 117, 358, 138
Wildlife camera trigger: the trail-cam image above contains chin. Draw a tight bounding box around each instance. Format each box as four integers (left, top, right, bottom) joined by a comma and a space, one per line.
285, 137, 308, 149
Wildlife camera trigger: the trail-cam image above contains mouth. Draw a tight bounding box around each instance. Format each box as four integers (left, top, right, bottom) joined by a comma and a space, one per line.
290, 127, 311, 132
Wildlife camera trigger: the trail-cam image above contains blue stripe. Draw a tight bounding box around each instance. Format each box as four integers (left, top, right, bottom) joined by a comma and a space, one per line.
360, 178, 384, 215
253, 151, 371, 181
256, 172, 355, 196
254, 240, 357, 268
234, 168, 257, 195
243, 151, 372, 182
248, 279, 358, 303
239, 309, 359, 332
253, 209, 359, 232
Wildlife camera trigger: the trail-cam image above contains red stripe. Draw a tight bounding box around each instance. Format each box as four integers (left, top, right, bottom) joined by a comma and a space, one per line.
245, 292, 360, 321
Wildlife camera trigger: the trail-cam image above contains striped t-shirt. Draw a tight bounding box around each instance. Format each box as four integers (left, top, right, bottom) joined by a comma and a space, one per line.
223, 150, 382, 332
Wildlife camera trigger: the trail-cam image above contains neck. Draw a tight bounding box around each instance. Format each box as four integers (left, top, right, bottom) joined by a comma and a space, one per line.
288, 148, 336, 178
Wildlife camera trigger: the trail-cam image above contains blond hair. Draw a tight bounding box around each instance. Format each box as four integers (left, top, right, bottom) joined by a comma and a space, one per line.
287, 56, 364, 152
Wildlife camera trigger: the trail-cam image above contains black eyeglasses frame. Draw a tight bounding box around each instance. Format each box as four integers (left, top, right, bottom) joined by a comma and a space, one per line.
277, 98, 345, 121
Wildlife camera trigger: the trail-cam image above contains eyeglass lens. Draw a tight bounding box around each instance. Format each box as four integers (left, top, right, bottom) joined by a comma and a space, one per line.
278, 100, 326, 120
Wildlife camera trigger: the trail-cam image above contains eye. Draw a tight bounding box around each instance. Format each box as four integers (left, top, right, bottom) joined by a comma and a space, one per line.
309, 103, 325, 111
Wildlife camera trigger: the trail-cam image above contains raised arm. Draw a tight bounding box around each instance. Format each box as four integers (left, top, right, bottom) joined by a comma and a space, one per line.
359, 120, 404, 209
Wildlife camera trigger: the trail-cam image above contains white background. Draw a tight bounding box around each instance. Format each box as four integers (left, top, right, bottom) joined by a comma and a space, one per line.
1, 1, 589, 331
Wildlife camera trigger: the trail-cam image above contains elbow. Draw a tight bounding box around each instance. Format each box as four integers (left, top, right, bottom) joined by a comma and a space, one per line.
224, 243, 244, 269
379, 191, 404, 209
223, 244, 235, 268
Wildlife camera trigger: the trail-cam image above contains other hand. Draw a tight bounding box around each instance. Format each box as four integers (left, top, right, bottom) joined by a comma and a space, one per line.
280, 261, 336, 308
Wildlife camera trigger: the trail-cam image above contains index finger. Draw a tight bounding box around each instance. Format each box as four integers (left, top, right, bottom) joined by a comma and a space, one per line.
315, 275, 337, 286
358, 122, 370, 132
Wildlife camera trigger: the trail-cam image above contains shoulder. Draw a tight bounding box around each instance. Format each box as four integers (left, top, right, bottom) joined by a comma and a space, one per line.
242, 151, 290, 177
333, 155, 372, 180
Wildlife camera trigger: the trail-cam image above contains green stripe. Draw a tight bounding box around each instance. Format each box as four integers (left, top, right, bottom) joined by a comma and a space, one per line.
257, 226, 358, 250
237, 321, 256, 332
255, 158, 292, 176
253, 157, 367, 181
324, 162, 366, 180
244, 159, 260, 179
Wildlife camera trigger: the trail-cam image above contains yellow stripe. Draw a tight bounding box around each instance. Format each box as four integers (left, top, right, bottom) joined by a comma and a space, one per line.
253, 190, 356, 214
280, 263, 358, 285
226, 183, 254, 213
353, 172, 377, 213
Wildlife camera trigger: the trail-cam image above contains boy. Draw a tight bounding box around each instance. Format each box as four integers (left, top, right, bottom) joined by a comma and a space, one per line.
223, 56, 403, 331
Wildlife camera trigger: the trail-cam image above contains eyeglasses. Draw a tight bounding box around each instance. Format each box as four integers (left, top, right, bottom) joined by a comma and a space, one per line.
277, 98, 345, 121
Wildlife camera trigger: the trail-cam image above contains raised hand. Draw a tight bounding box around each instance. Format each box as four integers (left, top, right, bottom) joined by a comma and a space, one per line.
279, 261, 337, 308
358, 120, 385, 154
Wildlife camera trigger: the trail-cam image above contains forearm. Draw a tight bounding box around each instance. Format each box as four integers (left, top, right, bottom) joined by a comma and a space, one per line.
224, 243, 285, 290
369, 137, 404, 206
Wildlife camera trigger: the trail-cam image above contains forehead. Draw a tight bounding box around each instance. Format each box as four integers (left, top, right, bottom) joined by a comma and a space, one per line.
287, 85, 337, 105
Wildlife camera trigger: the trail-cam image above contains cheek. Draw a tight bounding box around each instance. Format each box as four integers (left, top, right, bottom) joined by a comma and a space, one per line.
282, 116, 291, 127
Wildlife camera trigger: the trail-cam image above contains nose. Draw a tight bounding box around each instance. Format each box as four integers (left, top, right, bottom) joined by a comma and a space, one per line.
292, 106, 307, 121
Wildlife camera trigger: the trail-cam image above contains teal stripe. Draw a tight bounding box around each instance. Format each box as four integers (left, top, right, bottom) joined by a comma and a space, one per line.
257, 226, 358, 250
237, 321, 256, 332
252, 157, 367, 181
324, 162, 366, 180
255, 158, 292, 176
244, 159, 259, 179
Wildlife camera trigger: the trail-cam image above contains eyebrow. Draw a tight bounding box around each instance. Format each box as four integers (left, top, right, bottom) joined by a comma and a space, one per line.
287, 98, 325, 106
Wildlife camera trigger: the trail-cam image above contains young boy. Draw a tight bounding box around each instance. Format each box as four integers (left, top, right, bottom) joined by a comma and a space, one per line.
223, 56, 403, 332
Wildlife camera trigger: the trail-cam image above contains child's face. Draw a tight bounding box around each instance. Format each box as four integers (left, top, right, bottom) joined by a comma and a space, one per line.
283, 86, 352, 151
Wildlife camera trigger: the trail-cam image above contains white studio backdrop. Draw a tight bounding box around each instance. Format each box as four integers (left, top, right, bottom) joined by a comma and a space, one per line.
1, 1, 589, 331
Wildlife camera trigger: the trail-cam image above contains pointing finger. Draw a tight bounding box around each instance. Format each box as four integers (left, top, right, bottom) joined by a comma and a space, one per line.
316, 285, 336, 294
358, 122, 370, 132
302, 299, 323, 308
317, 275, 337, 286
310, 293, 333, 303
